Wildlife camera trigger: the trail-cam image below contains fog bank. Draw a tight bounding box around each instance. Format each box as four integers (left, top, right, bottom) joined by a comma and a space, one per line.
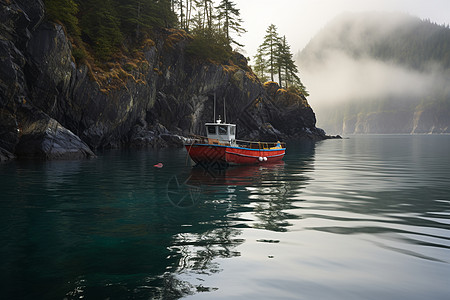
301, 50, 447, 109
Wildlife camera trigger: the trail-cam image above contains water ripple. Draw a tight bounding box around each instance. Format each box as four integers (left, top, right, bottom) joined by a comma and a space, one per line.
1, 137, 450, 299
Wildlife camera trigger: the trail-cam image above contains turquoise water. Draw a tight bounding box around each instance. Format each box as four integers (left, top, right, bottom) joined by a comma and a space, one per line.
1, 135, 449, 299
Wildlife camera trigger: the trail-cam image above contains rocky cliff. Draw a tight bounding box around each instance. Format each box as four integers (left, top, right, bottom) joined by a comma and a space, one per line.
316, 99, 450, 135
0, 0, 326, 161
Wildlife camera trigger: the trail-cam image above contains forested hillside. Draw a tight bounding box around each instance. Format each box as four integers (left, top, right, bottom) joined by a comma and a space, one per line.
298, 12, 450, 134
44, 0, 245, 63
300, 12, 450, 71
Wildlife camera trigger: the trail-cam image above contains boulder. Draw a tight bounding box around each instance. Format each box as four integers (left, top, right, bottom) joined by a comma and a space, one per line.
0, 147, 15, 162
15, 104, 95, 159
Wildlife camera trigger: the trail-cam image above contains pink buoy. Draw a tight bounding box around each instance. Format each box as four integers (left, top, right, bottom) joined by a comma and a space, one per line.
153, 162, 163, 168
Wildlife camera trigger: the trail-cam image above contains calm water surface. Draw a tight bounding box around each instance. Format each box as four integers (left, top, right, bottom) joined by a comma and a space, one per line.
1, 135, 449, 299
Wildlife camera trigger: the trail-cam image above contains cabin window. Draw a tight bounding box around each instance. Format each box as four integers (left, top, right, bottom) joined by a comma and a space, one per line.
207, 126, 216, 134
218, 125, 228, 135
230, 126, 235, 135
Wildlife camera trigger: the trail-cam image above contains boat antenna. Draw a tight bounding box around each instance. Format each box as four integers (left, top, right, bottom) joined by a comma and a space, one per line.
223, 96, 226, 123
213, 92, 216, 122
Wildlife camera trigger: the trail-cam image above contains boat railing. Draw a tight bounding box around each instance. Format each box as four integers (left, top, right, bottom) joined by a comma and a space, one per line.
235, 139, 286, 150
185, 135, 285, 149
185, 135, 209, 145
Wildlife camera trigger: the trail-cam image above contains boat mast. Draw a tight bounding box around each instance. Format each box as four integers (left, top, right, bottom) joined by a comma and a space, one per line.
224, 96, 226, 123
213, 93, 216, 122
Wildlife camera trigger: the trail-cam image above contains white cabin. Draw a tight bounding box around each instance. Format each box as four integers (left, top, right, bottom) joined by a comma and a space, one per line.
205, 118, 236, 145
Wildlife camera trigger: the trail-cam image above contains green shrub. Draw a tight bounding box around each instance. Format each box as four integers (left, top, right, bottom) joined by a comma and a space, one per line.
72, 46, 87, 63
44, 0, 80, 37
186, 29, 232, 63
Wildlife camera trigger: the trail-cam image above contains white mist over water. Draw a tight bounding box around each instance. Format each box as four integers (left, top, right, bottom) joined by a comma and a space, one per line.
301, 50, 447, 108
297, 12, 449, 109
295, 12, 450, 133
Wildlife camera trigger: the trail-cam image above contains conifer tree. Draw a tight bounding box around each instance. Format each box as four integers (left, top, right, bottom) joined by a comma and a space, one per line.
202, 0, 214, 30
185, 0, 198, 31
156, 0, 177, 28
193, 0, 214, 30
260, 24, 280, 82
253, 45, 268, 82
178, 0, 185, 29
79, 0, 123, 60
278, 35, 309, 95
278, 36, 293, 87
216, 0, 246, 47
116, 0, 176, 39
255, 26, 309, 96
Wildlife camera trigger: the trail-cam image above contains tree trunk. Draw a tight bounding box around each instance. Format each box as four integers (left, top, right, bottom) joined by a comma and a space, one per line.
136, 1, 141, 40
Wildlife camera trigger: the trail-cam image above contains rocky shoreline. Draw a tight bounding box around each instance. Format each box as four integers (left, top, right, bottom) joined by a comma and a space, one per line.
0, 0, 332, 162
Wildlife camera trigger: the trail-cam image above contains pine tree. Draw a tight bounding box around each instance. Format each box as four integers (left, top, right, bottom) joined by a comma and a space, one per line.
192, 0, 214, 30
279, 36, 309, 95
260, 24, 280, 82
255, 27, 309, 96
253, 45, 268, 82
178, 0, 185, 29
115, 0, 143, 40
156, 0, 177, 28
79, 0, 123, 60
278, 36, 294, 87
185, 0, 199, 31
276, 39, 284, 87
174, 0, 199, 31
185, 0, 233, 62
216, 0, 246, 47
202, 0, 214, 30
116, 0, 176, 40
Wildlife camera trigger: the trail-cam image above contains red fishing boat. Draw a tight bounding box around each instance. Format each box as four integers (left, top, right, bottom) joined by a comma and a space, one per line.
185, 117, 286, 166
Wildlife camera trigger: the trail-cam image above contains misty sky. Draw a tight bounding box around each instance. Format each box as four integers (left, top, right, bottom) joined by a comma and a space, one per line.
223, 0, 450, 131
231, 0, 450, 58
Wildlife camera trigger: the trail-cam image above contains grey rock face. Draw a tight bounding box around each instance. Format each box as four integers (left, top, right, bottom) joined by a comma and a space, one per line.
0, 1, 325, 161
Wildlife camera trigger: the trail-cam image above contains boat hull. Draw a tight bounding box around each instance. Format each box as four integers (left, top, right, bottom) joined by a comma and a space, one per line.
185, 144, 285, 166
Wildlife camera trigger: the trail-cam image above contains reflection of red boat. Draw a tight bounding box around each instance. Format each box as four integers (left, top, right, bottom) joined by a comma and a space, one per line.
187, 161, 285, 186
185, 117, 286, 166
